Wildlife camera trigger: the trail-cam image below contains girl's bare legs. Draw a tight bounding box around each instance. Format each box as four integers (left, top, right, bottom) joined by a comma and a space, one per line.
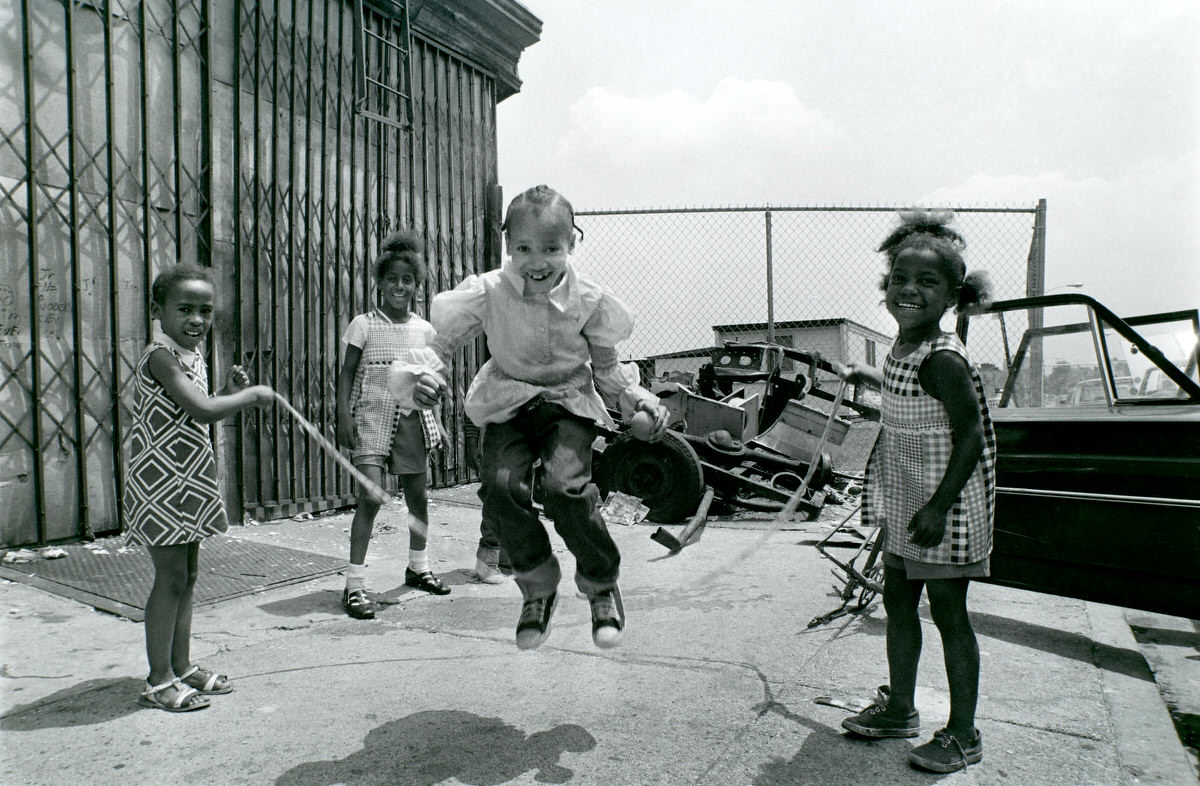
145, 543, 194, 685
348, 465, 386, 565
926, 578, 979, 738
883, 565, 925, 716
399, 471, 449, 594
169, 542, 200, 676
398, 472, 428, 551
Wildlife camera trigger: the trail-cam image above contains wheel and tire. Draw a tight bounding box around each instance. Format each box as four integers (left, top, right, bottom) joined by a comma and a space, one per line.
595, 431, 705, 523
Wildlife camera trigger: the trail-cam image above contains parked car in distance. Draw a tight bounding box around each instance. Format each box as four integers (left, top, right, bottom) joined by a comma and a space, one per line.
960, 294, 1200, 619
1068, 376, 1136, 407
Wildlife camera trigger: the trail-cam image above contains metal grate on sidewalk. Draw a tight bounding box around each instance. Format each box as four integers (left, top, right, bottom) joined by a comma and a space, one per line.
0, 535, 344, 621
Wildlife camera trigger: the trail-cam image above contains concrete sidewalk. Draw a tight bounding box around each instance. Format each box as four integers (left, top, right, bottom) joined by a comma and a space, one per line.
1, 489, 1195, 785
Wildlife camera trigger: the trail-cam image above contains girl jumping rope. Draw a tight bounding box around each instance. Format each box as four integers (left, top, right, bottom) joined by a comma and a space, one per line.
839, 210, 996, 773
336, 231, 451, 620
419, 184, 669, 650
123, 264, 273, 712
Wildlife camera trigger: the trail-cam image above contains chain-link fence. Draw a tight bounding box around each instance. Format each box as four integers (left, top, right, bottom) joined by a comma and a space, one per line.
571, 204, 1045, 365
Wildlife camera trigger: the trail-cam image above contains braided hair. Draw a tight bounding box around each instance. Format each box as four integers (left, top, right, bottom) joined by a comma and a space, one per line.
877, 209, 991, 311
373, 229, 426, 284
502, 184, 584, 242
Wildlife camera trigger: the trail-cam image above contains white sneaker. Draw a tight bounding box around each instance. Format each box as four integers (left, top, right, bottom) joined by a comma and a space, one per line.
473, 558, 506, 584
589, 587, 625, 648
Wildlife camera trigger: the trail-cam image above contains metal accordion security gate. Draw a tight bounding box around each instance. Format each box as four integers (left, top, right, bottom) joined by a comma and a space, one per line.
230, 0, 499, 520
1, 0, 506, 544
0, 0, 214, 545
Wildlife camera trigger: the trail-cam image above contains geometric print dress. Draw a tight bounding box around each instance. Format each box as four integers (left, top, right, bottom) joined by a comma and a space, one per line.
861, 331, 997, 566
122, 341, 229, 546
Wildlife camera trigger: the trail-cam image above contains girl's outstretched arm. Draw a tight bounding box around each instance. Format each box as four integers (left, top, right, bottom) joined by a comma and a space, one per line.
148, 348, 272, 424
909, 350, 986, 548
840, 361, 883, 389
429, 275, 486, 367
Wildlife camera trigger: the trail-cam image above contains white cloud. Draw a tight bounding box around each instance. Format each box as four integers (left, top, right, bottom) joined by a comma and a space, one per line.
920, 152, 1200, 316
920, 171, 1109, 210
560, 77, 837, 161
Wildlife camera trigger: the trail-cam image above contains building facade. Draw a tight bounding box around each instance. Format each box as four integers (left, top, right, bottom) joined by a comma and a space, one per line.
647, 318, 893, 384
0, 0, 539, 546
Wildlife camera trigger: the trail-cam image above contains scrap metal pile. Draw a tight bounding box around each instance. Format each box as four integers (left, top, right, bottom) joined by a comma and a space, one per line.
595, 342, 879, 530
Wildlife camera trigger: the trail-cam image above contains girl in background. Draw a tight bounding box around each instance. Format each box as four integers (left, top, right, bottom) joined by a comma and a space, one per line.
336, 231, 451, 620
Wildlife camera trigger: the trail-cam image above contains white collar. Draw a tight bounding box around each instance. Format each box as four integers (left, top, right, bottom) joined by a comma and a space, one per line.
500, 259, 576, 311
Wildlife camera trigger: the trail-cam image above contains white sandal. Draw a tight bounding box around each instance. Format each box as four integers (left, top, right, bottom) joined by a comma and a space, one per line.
137, 678, 210, 712
179, 664, 234, 695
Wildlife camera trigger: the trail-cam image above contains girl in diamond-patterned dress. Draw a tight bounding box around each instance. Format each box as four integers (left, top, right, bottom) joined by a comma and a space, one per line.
123, 264, 273, 712
839, 211, 996, 774
335, 230, 450, 620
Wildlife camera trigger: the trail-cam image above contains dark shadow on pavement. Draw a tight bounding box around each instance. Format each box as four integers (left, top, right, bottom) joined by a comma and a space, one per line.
258, 589, 343, 617
275, 710, 595, 785
1128, 623, 1200, 650
970, 610, 1152, 681
0, 677, 143, 730
751, 697, 938, 785
756, 727, 938, 786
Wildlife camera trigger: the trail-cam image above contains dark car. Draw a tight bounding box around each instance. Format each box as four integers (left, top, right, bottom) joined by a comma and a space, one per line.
959, 294, 1200, 619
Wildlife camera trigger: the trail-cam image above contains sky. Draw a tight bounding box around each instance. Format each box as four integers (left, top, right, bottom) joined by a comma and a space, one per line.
496, 0, 1200, 324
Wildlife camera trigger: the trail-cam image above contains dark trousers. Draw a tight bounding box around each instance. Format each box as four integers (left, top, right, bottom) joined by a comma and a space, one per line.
466, 420, 506, 563
479, 399, 620, 600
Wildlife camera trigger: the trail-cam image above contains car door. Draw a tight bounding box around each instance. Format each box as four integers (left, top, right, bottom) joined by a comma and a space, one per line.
961, 296, 1200, 618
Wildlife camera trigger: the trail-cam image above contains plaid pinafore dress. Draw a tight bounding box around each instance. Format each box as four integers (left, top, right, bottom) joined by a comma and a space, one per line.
346, 309, 442, 461
123, 342, 228, 546
862, 332, 996, 565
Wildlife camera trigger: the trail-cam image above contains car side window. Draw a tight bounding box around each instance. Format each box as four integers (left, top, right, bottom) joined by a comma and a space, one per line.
965, 302, 1200, 409
1105, 318, 1199, 401
968, 304, 1101, 409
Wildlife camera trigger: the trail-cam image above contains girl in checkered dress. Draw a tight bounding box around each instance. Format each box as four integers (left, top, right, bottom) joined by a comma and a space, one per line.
335, 231, 451, 620
840, 210, 996, 774
124, 264, 273, 711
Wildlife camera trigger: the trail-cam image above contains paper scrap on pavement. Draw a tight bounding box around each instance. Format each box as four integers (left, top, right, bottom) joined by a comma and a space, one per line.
600, 492, 650, 527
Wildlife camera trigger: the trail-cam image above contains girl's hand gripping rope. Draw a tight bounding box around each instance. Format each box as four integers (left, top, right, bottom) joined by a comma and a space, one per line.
839, 361, 882, 389
411, 371, 448, 409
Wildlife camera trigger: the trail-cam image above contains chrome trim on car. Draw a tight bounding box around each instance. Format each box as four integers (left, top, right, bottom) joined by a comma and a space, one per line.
998, 486, 1200, 508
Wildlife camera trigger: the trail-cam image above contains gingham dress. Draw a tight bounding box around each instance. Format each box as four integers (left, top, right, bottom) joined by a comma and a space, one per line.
862, 332, 996, 565
123, 342, 229, 546
343, 309, 442, 461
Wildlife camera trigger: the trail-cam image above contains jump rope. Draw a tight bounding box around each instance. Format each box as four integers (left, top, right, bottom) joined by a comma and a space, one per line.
273, 376, 849, 570
271, 391, 392, 508
691, 377, 849, 589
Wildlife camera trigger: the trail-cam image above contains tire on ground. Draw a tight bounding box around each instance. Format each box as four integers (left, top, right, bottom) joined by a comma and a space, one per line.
595, 431, 705, 523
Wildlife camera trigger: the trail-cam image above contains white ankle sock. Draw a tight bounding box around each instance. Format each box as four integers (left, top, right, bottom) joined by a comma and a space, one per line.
346, 562, 367, 590
408, 549, 428, 574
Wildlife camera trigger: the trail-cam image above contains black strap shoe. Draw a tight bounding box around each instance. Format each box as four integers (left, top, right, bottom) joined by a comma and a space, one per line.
405, 568, 451, 595
343, 588, 377, 619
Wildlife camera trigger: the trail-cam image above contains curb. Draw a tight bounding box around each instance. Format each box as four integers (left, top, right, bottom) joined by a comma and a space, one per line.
1086, 602, 1197, 784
